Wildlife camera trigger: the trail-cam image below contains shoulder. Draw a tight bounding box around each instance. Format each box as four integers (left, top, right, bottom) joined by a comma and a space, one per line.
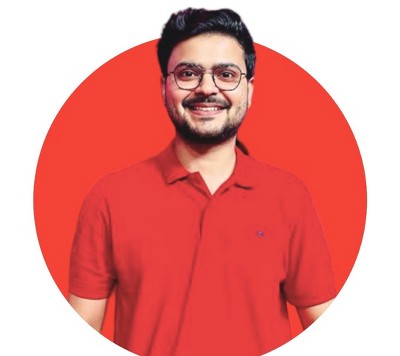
240, 155, 316, 219
244, 156, 321, 228
86, 153, 163, 199
245, 154, 309, 195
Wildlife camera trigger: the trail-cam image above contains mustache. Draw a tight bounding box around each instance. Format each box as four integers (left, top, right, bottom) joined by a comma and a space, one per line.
182, 96, 230, 108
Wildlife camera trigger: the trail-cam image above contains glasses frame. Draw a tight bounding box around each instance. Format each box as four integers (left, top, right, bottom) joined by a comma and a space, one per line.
168, 63, 247, 91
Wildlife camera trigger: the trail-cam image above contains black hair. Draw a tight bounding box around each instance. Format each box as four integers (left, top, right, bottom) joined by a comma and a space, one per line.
157, 8, 256, 80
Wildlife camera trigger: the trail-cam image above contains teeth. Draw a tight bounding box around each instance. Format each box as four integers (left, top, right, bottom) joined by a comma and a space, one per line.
192, 106, 222, 111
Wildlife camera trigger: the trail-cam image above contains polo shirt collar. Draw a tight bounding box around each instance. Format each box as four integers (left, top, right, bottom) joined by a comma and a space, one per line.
158, 140, 257, 189
232, 146, 258, 189
157, 141, 190, 184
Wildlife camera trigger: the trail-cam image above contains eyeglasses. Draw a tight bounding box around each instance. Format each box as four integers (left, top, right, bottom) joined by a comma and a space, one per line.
168, 63, 247, 91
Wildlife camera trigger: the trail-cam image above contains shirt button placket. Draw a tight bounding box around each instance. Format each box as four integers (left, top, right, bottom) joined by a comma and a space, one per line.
199, 197, 215, 240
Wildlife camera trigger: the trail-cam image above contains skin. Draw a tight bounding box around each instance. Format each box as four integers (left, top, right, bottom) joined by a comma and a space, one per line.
297, 299, 334, 329
69, 32, 334, 333
162, 33, 254, 146
162, 33, 254, 194
69, 295, 107, 332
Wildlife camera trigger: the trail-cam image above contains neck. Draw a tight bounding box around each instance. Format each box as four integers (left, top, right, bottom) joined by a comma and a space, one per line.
174, 135, 237, 194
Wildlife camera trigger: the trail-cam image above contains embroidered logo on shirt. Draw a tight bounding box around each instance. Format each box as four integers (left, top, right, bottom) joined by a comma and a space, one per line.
256, 230, 265, 238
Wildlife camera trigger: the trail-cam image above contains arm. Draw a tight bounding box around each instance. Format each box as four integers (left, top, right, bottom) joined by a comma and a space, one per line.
69, 293, 108, 332
296, 298, 334, 329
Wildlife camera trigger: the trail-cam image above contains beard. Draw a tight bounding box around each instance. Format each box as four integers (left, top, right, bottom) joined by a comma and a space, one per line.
166, 95, 248, 145
171, 114, 241, 145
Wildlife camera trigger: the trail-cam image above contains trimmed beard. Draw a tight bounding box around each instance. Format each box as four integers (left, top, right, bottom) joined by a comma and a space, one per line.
170, 113, 242, 145
166, 96, 248, 145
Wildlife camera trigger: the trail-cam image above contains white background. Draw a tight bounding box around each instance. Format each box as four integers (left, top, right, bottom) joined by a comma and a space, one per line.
1, 0, 399, 355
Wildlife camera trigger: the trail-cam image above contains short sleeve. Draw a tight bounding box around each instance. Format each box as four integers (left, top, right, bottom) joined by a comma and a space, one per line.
283, 183, 337, 307
69, 181, 116, 299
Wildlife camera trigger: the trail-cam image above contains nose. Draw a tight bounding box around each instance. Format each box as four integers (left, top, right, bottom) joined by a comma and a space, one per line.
194, 72, 218, 95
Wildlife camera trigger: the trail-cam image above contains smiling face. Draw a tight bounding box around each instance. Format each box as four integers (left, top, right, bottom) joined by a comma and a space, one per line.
162, 33, 254, 145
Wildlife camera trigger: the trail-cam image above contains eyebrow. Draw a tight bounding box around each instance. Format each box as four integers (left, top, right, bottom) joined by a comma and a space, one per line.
174, 62, 200, 69
174, 62, 242, 70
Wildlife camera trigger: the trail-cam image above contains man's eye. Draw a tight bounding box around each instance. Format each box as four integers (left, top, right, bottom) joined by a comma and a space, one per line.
178, 70, 199, 80
221, 71, 233, 77
216, 71, 237, 81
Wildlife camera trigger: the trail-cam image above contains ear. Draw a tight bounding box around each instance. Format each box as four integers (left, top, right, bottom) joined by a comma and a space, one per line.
160, 76, 166, 105
247, 77, 254, 108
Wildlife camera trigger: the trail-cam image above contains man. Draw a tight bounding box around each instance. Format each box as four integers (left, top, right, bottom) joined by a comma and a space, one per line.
69, 8, 336, 356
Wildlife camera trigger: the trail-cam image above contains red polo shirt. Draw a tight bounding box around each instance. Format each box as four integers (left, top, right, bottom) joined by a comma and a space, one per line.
69, 141, 336, 356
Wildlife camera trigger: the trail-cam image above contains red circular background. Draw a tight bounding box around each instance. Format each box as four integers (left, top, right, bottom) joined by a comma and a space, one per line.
34, 40, 366, 342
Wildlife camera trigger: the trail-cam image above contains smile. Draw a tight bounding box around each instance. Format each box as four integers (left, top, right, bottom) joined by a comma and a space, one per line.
190, 106, 224, 112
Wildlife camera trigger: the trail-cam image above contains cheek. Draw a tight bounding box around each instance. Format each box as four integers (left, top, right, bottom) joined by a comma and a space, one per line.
228, 93, 250, 119
165, 87, 186, 107
164, 90, 188, 118
228, 92, 248, 110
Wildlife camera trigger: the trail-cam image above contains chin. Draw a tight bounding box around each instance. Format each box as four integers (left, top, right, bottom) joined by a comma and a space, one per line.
179, 126, 239, 145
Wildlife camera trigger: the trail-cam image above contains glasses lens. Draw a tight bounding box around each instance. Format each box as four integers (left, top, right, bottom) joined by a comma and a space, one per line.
173, 64, 244, 90
174, 65, 202, 90
213, 65, 242, 90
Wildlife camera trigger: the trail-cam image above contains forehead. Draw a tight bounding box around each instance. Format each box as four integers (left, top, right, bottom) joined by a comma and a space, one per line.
168, 33, 246, 70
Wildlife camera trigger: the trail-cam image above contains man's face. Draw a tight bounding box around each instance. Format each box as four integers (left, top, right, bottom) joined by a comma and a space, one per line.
162, 33, 254, 145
